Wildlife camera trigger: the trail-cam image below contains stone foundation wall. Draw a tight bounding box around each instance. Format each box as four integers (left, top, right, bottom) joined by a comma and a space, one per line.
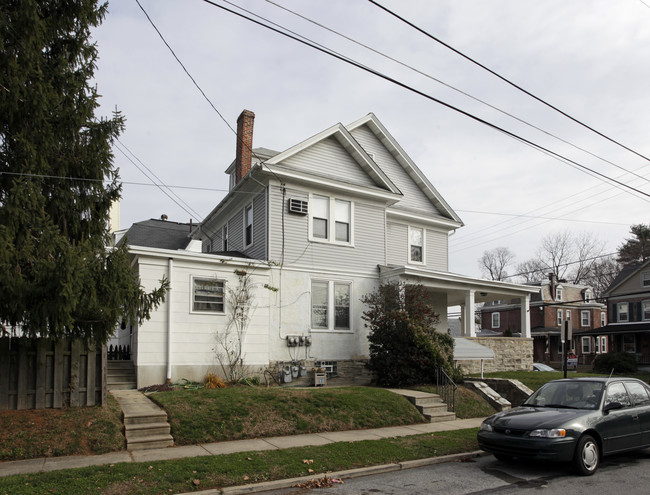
457, 337, 533, 375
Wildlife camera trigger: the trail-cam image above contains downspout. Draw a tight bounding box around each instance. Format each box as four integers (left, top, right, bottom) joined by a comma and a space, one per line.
167, 257, 173, 384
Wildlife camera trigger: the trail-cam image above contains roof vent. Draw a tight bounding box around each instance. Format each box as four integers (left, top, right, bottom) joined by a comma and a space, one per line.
288, 198, 308, 215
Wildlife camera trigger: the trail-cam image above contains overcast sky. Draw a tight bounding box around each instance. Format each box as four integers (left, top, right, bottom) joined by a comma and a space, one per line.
91, 0, 650, 278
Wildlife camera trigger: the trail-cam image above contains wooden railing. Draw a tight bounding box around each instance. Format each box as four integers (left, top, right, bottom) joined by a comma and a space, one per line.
436, 366, 457, 412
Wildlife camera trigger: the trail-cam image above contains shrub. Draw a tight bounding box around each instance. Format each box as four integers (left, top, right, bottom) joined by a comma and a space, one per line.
205, 373, 226, 389
593, 352, 638, 374
361, 282, 456, 387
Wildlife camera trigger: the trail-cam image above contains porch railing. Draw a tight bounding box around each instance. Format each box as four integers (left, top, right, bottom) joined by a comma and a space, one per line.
435, 366, 457, 412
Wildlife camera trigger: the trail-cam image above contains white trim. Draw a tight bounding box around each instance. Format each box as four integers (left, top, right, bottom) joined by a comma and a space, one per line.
310, 278, 353, 332
190, 275, 226, 315
308, 193, 354, 247
408, 225, 425, 265
491, 312, 501, 329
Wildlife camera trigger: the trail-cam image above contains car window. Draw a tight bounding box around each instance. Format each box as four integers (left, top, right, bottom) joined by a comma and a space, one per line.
605, 382, 632, 408
524, 381, 603, 409
625, 381, 650, 406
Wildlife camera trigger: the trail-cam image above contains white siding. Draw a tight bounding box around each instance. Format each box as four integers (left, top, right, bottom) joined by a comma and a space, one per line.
386, 221, 448, 270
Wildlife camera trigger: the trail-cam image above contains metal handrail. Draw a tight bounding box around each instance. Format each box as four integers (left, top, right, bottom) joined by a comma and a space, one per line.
436, 366, 458, 412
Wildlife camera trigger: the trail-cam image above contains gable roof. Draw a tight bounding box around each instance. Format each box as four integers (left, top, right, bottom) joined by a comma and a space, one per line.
122, 219, 196, 250
346, 113, 463, 227
604, 259, 650, 296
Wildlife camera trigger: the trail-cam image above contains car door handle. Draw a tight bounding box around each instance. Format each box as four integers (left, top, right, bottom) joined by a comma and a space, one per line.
632, 415, 639, 420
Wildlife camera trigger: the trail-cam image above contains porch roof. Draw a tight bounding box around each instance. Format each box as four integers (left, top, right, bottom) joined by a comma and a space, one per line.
378, 265, 540, 306
579, 323, 650, 335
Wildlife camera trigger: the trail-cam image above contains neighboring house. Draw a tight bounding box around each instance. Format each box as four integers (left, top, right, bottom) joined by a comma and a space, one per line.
112, 110, 539, 388
580, 260, 650, 365
480, 274, 607, 366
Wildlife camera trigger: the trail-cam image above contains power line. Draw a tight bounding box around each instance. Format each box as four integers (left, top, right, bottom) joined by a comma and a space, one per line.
262, 0, 649, 185
367, 0, 650, 167
199, 0, 650, 201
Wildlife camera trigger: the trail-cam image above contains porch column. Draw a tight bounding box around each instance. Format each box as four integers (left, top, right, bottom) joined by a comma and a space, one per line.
463, 290, 476, 337
521, 294, 531, 338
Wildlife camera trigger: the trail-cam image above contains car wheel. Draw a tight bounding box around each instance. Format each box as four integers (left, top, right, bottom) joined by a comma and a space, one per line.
574, 434, 599, 476
494, 453, 514, 462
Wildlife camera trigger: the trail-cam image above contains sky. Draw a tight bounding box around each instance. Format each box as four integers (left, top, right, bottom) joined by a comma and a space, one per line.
91, 0, 650, 278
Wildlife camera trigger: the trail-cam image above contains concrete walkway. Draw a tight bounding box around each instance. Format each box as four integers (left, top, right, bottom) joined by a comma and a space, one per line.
0, 415, 484, 478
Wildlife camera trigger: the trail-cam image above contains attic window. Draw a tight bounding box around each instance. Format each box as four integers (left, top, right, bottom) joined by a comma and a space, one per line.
555, 286, 563, 301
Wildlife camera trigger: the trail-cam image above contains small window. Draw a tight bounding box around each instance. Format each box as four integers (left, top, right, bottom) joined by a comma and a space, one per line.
334, 200, 351, 242
581, 310, 590, 327
492, 312, 500, 329
556, 309, 563, 326
566, 310, 571, 321
644, 301, 650, 321
244, 204, 253, 247
618, 303, 629, 322
222, 224, 228, 251
623, 334, 636, 353
605, 382, 631, 408
556, 286, 563, 301
601, 312, 607, 326
643, 272, 650, 287
193, 278, 224, 313
409, 227, 424, 264
584, 290, 592, 303
600, 336, 608, 354
581, 336, 591, 354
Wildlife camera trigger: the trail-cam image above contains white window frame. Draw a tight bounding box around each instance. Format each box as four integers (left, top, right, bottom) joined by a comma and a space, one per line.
584, 290, 592, 303
191, 277, 225, 314
599, 336, 608, 354
601, 312, 607, 327
566, 310, 571, 321
644, 301, 650, 321
581, 310, 591, 327
310, 279, 352, 332
642, 272, 650, 287
581, 336, 592, 354
492, 312, 500, 329
618, 302, 629, 322
555, 286, 563, 302
309, 194, 354, 246
408, 226, 425, 265
222, 224, 228, 251
556, 309, 563, 326
244, 203, 253, 248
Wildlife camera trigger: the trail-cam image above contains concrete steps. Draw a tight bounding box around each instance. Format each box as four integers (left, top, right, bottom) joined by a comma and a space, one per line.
106, 360, 137, 391
389, 389, 456, 423
111, 390, 174, 451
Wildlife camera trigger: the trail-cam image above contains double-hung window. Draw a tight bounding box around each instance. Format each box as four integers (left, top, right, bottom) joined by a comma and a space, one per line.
192, 278, 225, 313
581, 310, 591, 327
581, 336, 591, 354
409, 227, 424, 264
601, 312, 607, 326
310, 195, 352, 244
492, 312, 500, 329
556, 309, 563, 326
618, 303, 629, 322
244, 204, 253, 247
555, 286, 563, 301
643, 272, 650, 287
311, 280, 351, 331
644, 301, 650, 321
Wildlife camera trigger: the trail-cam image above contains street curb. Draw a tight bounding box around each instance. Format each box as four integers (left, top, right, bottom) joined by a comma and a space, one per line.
185, 451, 487, 495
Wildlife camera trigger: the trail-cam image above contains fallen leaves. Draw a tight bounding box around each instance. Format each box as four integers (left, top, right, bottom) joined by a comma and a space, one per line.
292, 476, 344, 489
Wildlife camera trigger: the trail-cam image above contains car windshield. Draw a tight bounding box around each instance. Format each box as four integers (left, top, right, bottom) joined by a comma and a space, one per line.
524, 381, 605, 410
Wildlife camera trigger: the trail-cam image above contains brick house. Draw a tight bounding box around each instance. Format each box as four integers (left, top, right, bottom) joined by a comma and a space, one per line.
480, 274, 607, 367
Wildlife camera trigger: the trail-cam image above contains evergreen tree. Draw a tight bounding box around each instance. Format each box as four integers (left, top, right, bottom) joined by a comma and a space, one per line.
0, 0, 168, 343
617, 224, 650, 265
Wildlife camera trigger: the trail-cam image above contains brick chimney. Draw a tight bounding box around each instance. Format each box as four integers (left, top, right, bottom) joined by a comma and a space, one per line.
235, 109, 255, 184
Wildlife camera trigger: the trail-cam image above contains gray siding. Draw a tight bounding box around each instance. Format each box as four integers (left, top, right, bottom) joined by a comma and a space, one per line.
350, 126, 440, 215
246, 191, 267, 260
386, 221, 448, 270
280, 137, 377, 188
268, 185, 385, 274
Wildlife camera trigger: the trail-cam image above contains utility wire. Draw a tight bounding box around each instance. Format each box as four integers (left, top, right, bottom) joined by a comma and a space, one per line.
263, 0, 649, 185
368, 0, 650, 166
199, 0, 650, 201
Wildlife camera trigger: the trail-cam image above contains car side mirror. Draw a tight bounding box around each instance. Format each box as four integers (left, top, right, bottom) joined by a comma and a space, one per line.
603, 402, 623, 413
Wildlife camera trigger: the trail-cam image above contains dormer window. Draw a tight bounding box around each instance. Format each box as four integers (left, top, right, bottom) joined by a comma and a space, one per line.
584, 290, 592, 303
555, 286, 563, 301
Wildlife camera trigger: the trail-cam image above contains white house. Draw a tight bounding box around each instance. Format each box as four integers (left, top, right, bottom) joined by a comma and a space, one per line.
111, 110, 538, 387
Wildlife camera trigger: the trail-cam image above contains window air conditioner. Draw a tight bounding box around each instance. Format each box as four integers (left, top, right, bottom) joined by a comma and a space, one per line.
288, 198, 308, 215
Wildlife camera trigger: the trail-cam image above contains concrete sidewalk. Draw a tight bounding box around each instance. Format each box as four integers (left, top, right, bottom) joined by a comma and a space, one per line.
0, 417, 485, 478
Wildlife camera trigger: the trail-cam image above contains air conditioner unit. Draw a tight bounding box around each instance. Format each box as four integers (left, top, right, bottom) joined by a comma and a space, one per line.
288, 198, 308, 215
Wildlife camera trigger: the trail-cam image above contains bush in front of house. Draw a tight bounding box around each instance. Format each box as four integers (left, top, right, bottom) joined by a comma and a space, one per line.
593, 352, 638, 374
362, 282, 456, 387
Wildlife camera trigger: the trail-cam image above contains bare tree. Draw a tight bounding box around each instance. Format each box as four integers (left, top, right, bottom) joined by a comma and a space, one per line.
516, 231, 605, 284
581, 256, 620, 298
479, 247, 516, 281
